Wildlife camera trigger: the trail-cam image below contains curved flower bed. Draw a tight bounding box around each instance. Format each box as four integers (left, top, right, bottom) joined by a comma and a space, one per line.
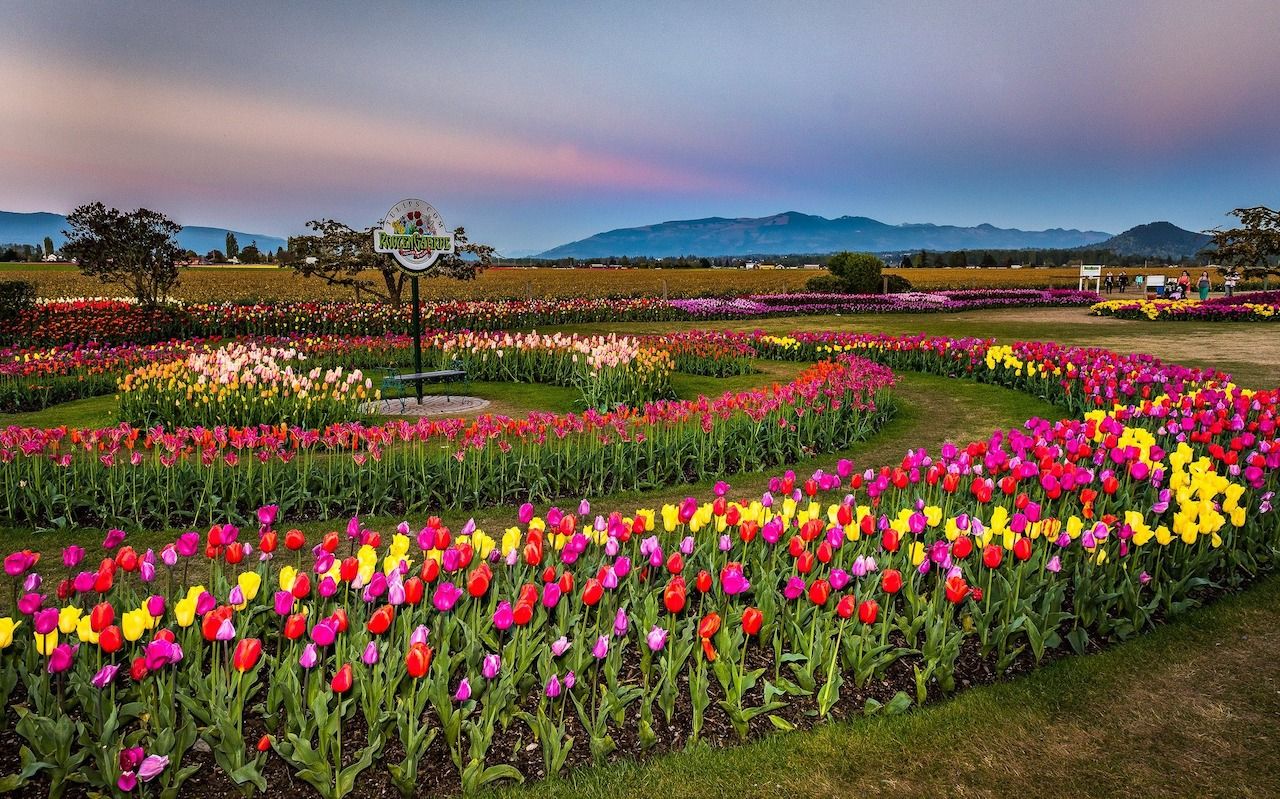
0, 336, 1276, 796
1, 351, 894, 528
10, 288, 1101, 346
1091, 292, 1280, 321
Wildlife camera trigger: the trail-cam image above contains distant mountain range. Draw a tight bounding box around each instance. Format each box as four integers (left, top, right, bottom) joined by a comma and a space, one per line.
1091, 221, 1212, 260
536, 212, 1114, 259
0, 211, 287, 255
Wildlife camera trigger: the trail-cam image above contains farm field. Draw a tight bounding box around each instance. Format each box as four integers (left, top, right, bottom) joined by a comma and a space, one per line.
2, 262, 1215, 302
3, 296, 1279, 798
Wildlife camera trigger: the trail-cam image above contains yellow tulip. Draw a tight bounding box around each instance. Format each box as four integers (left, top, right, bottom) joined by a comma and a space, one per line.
238, 571, 262, 602
0, 617, 19, 649
35, 629, 57, 655
58, 606, 82, 635
122, 609, 147, 642
174, 597, 197, 628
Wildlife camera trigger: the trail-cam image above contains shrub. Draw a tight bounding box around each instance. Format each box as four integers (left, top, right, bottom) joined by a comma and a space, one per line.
806, 252, 886, 294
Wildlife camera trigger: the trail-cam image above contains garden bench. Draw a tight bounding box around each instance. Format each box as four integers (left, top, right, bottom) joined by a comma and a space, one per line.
380, 368, 467, 409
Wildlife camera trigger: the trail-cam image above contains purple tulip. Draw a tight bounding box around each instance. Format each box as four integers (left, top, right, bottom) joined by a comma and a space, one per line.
482, 653, 501, 680
22, 572, 40, 593
175, 532, 200, 557
432, 582, 462, 613
492, 601, 514, 630
160, 546, 178, 567
361, 641, 379, 666
646, 625, 667, 652
214, 618, 235, 641
102, 529, 126, 550
563, 670, 576, 690
410, 625, 430, 646
146, 595, 165, 617
1046, 556, 1062, 573
62, 545, 85, 568
518, 503, 535, 524
91, 663, 120, 688
592, 635, 609, 659
299, 643, 319, 669
47, 643, 78, 674
273, 590, 293, 616
33, 606, 58, 634
310, 619, 336, 647
454, 678, 471, 702
318, 576, 338, 598
138, 754, 169, 782
551, 636, 570, 656
257, 505, 279, 529
545, 674, 561, 698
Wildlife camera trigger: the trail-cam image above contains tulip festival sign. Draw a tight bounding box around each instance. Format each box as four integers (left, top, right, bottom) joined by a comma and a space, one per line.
373, 199, 455, 401
373, 198, 455, 273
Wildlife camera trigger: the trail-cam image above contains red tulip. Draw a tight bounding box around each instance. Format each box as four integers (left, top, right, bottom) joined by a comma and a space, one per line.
858, 600, 879, 624
284, 529, 306, 551
808, 578, 831, 606
321, 532, 340, 553
582, 578, 604, 606
403, 577, 425, 605
467, 565, 492, 598
836, 595, 856, 619
339, 557, 358, 582
694, 570, 712, 593
663, 577, 687, 614
881, 569, 903, 594
1013, 537, 1032, 562
257, 735, 272, 752
330, 608, 349, 633
881, 529, 900, 553
665, 552, 684, 574
232, 638, 262, 672
90, 602, 114, 633
367, 605, 395, 635
741, 607, 763, 636
291, 573, 312, 600
698, 612, 721, 640
283, 613, 307, 640
259, 531, 278, 554
225, 543, 245, 565
944, 576, 970, 604
130, 656, 149, 681
951, 536, 973, 559
982, 544, 1003, 569
406, 642, 432, 678
557, 571, 574, 595
330, 663, 353, 693
796, 550, 816, 575
99, 624, 123, 653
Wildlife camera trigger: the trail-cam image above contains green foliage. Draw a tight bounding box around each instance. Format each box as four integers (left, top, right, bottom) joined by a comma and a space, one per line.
806, 251, 886, 294
225, 231, 239, 260
0, 279, 36, 324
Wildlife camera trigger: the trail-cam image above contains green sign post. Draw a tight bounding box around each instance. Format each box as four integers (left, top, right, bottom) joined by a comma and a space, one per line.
373, 199, 455, 404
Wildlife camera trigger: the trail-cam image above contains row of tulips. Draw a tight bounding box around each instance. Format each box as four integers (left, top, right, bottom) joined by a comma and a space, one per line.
116, 342, 379, 429
418, 331, 677, 411
11, 289, 1099, 347
1, 330, 756, 416
0, 352, 1276, 795
1091, 294, 1280, 321
0, 351, 894, 528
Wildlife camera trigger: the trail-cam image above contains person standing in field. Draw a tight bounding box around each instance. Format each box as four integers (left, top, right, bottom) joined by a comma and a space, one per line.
1104, 272, 1114, 294
1119, 270, 1129, 293
1178, 270, 1192, 297
1197, 270, 1211, 300
1225, 271, 1238, 297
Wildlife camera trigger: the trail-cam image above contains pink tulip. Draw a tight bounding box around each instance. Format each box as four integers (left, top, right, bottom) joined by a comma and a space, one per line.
48, 643, 78, 674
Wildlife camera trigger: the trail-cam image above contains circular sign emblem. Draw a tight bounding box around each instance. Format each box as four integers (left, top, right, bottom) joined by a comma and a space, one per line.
372, 199, 455, 273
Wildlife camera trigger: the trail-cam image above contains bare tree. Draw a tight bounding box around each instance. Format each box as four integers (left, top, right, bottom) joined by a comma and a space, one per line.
287, 219, 493, 304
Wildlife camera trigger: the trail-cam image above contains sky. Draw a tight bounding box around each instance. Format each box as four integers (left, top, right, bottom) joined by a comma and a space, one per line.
2, 1, 1278, 254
